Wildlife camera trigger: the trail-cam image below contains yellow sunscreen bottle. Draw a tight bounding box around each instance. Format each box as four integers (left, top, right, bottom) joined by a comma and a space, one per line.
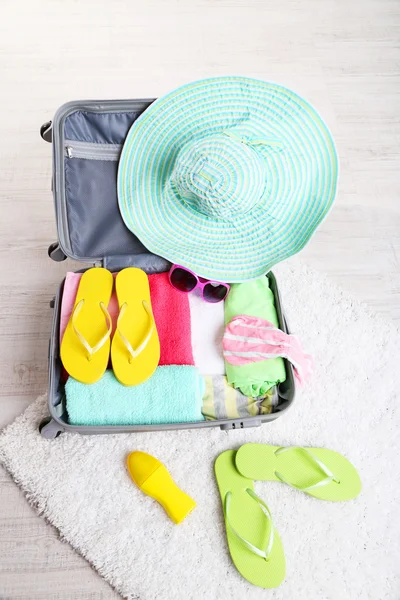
127, 451, 196, 524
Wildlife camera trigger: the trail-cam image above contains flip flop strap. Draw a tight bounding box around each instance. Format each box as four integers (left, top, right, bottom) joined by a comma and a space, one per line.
72, 299, 112, 361
274, 446, 340, 492
224, 489, 274, 561
117, 300, 155, 363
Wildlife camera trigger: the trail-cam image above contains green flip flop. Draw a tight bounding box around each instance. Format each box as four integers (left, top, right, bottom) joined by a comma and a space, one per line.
235, 444, 361, 501
214, 450, 285, 588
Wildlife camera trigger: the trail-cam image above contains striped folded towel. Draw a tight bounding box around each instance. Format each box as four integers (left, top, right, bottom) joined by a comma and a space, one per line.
201, 376, 279, 420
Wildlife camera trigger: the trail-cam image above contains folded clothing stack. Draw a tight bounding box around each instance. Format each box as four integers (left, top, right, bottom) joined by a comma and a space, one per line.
61, 271, 284, 426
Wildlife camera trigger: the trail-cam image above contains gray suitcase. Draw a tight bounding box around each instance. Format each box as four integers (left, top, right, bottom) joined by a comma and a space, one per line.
39, 99, 295, 439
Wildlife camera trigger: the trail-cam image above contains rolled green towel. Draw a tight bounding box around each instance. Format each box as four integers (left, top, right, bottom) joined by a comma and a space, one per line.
66, 366, 205, 426
224, 277, 286, 397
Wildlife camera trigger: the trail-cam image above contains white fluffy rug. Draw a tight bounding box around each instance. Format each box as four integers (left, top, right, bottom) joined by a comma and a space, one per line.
1, 259, 400, 600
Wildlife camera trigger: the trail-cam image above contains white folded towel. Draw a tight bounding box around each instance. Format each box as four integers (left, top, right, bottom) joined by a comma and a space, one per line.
189, 292, 225, 375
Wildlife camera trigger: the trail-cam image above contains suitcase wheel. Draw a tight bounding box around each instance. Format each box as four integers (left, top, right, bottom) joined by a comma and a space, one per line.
40, 121, 53, 143
48, 242, 67, 262
39, 417, 64, 439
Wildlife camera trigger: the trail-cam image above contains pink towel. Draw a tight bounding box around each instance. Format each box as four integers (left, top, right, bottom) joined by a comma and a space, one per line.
149, 273, 194, 366
223, 315, 313, 385
59, 271, 194, 366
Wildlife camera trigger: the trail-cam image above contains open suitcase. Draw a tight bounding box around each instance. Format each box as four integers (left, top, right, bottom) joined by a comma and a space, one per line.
39, 99, 295, 439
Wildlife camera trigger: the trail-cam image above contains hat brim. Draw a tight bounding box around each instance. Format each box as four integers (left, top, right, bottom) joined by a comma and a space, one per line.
118, 77, 338, 282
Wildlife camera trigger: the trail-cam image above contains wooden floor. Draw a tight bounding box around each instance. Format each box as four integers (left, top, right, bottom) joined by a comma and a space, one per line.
0, 0, 399, 597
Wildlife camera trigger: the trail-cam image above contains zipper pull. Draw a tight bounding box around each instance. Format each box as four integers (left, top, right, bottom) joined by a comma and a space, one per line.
66, 146, 73, 158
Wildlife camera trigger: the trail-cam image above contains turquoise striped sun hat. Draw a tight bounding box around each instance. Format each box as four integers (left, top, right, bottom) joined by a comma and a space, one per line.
118, 77, 338, 282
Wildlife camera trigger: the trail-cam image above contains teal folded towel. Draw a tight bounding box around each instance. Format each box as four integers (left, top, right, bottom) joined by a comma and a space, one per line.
66, 366, 205, 426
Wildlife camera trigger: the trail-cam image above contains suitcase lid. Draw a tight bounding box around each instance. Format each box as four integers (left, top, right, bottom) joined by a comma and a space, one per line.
49, 99, 170, 272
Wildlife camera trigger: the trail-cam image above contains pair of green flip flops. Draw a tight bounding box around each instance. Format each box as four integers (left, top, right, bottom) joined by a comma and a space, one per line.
215, 444, 361, 588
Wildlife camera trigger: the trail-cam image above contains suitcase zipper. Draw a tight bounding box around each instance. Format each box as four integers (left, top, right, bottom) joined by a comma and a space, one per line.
65, 140, 122, 161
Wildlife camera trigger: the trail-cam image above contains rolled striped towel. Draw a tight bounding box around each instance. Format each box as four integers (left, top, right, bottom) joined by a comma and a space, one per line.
201, 376, 279, 420
223, 315, 313, 385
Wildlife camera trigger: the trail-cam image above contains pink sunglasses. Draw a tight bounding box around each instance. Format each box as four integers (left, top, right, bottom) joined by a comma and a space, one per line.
169, 264, 230, 303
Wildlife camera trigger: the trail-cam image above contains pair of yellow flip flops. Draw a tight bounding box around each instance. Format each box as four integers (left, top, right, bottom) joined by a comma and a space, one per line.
61, 268, 160, 385
215, 444, 361, 589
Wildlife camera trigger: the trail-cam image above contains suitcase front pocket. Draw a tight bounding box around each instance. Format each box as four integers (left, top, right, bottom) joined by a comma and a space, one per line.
64, 140, 148, 259
65, 140, 122, 161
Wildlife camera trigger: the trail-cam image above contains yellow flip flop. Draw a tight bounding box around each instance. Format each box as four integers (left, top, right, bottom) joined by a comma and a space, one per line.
60, 268, 113, 384
111, 268, 160, 386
